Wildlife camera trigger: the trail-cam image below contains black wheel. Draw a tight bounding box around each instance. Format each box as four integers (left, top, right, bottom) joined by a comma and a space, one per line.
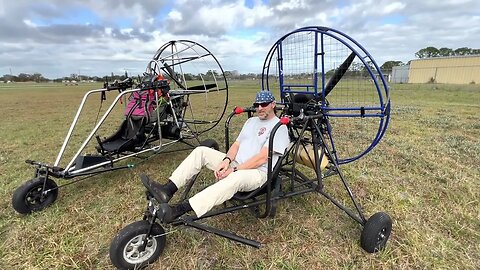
109, 220, 166, 269
360, 212, 392, 253
199, 139, 219, 150
12, 178, 58, 214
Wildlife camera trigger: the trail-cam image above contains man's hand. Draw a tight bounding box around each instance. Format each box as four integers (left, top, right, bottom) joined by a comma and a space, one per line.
214, 160, 230, 180
216, 167, 233, 180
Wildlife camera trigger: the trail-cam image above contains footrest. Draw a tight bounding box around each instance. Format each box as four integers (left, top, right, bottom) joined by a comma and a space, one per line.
74, 155, 109, 169
183, 219, 261, 248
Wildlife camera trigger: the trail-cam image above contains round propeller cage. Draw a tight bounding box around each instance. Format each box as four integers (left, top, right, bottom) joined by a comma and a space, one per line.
146, 40, 229, 135
262, 26, 391, 164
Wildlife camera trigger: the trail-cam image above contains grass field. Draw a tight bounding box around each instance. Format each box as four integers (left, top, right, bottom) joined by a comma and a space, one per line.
0, 81, 479, 269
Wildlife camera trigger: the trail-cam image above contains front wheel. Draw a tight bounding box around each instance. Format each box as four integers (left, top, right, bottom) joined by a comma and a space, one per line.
360, 212, 392, 253
12, 178, 58, 214
109, 220, 166, 269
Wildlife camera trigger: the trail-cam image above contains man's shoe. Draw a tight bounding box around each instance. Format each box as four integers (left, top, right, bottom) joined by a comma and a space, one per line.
140, 174, 172, 203
158, 203, 186, 223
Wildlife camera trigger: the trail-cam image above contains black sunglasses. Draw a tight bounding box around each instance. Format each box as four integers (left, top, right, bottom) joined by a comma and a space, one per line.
253, 102, 272, 108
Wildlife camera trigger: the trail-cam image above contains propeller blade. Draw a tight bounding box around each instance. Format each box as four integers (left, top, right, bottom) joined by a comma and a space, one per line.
161, 61, 186, 90
324, 52, 356, 97
186, 83, 217, 91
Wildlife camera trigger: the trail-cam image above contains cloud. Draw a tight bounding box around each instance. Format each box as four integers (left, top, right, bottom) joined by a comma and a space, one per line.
383, 2, 406, 14
164, 1, 248, 37
1, 0, 480, 78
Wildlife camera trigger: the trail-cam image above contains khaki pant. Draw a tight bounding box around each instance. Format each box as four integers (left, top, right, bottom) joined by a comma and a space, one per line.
169, 146, 266, 217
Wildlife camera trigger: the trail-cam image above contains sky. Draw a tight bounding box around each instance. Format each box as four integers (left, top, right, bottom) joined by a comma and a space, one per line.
0, 0, 479, 79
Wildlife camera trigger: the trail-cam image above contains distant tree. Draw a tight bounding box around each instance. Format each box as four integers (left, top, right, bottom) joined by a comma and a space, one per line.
32, 73, 47, 82
230, 70, 240, 78
7, 74, 18, 82
182, 73, 194, 80
201, 69, 219, 80
325, 68, 336, 78
415, 46, 440, 58
17, 73, 33, 82
362, 60, 377, 77
438, 47, 454, 57
224, 71, 233, 80
380, 61, 404, 71
350, 62, 363, 72
454, 47, 472, 56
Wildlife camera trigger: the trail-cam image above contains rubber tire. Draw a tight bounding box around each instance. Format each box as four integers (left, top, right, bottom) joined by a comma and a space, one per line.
109, 220, 166, 270
360, 212, 392, 253
200, 139, 219, 150
12, 178, 58, 214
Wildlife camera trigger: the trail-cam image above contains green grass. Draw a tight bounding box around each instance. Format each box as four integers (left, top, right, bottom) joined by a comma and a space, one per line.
0, 81, 479, 269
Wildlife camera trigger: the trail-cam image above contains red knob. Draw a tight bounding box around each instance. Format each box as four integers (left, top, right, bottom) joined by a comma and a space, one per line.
280, 116, 290, 125
234, 107, 244, 114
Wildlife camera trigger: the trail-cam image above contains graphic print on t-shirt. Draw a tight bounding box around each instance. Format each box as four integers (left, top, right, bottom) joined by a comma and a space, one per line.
258, 127, 266, 136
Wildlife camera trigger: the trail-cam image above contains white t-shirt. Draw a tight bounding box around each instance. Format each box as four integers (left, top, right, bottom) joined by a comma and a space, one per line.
235, 116, 290, 172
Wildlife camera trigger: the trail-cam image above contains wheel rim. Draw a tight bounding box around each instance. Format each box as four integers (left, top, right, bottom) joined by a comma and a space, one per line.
123, 234, 158, 265
25, 186, 47, 206
375, 227, 388, 250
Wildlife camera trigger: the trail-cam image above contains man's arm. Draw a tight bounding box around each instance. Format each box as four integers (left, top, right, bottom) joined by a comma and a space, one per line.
225, 141, 240, 161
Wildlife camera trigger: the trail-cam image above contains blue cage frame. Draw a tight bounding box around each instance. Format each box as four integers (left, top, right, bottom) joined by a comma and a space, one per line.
261, 26, 391, 164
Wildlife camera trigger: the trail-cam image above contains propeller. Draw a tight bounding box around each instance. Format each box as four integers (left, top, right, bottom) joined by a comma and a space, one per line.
160, 62, 217, 92
186, 83, 217, 91
161, 61, 186, 90
324, 52, 356, 97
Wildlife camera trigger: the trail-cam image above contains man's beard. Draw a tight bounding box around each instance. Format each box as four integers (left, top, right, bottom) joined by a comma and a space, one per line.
258, 111, 269, 120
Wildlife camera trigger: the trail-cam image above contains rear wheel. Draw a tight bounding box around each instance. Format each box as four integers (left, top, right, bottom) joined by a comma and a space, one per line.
12, 178, 58, 214
200, 139, 219, 150
360, 212, 392, 253
109, 220, 166, 269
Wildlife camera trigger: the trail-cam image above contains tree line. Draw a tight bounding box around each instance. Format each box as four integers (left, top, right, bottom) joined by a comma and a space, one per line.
3, 46, 479, 82
0, 73, 108, 83
415, 46, 480, 58
1, 71, 263, 83
1, 73, 49, 83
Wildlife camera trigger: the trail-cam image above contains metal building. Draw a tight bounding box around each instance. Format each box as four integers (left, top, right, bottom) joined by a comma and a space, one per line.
391, 65, 410, 83
408, 55, 480, 84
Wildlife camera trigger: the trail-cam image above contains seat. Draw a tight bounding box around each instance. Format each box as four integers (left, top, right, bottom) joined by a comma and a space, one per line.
286, 93, 326, 117
95, 93, 181, 155
96, 117, 147, 154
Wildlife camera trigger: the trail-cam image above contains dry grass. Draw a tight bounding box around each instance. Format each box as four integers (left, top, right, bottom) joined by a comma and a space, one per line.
0, 81, 479, 269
